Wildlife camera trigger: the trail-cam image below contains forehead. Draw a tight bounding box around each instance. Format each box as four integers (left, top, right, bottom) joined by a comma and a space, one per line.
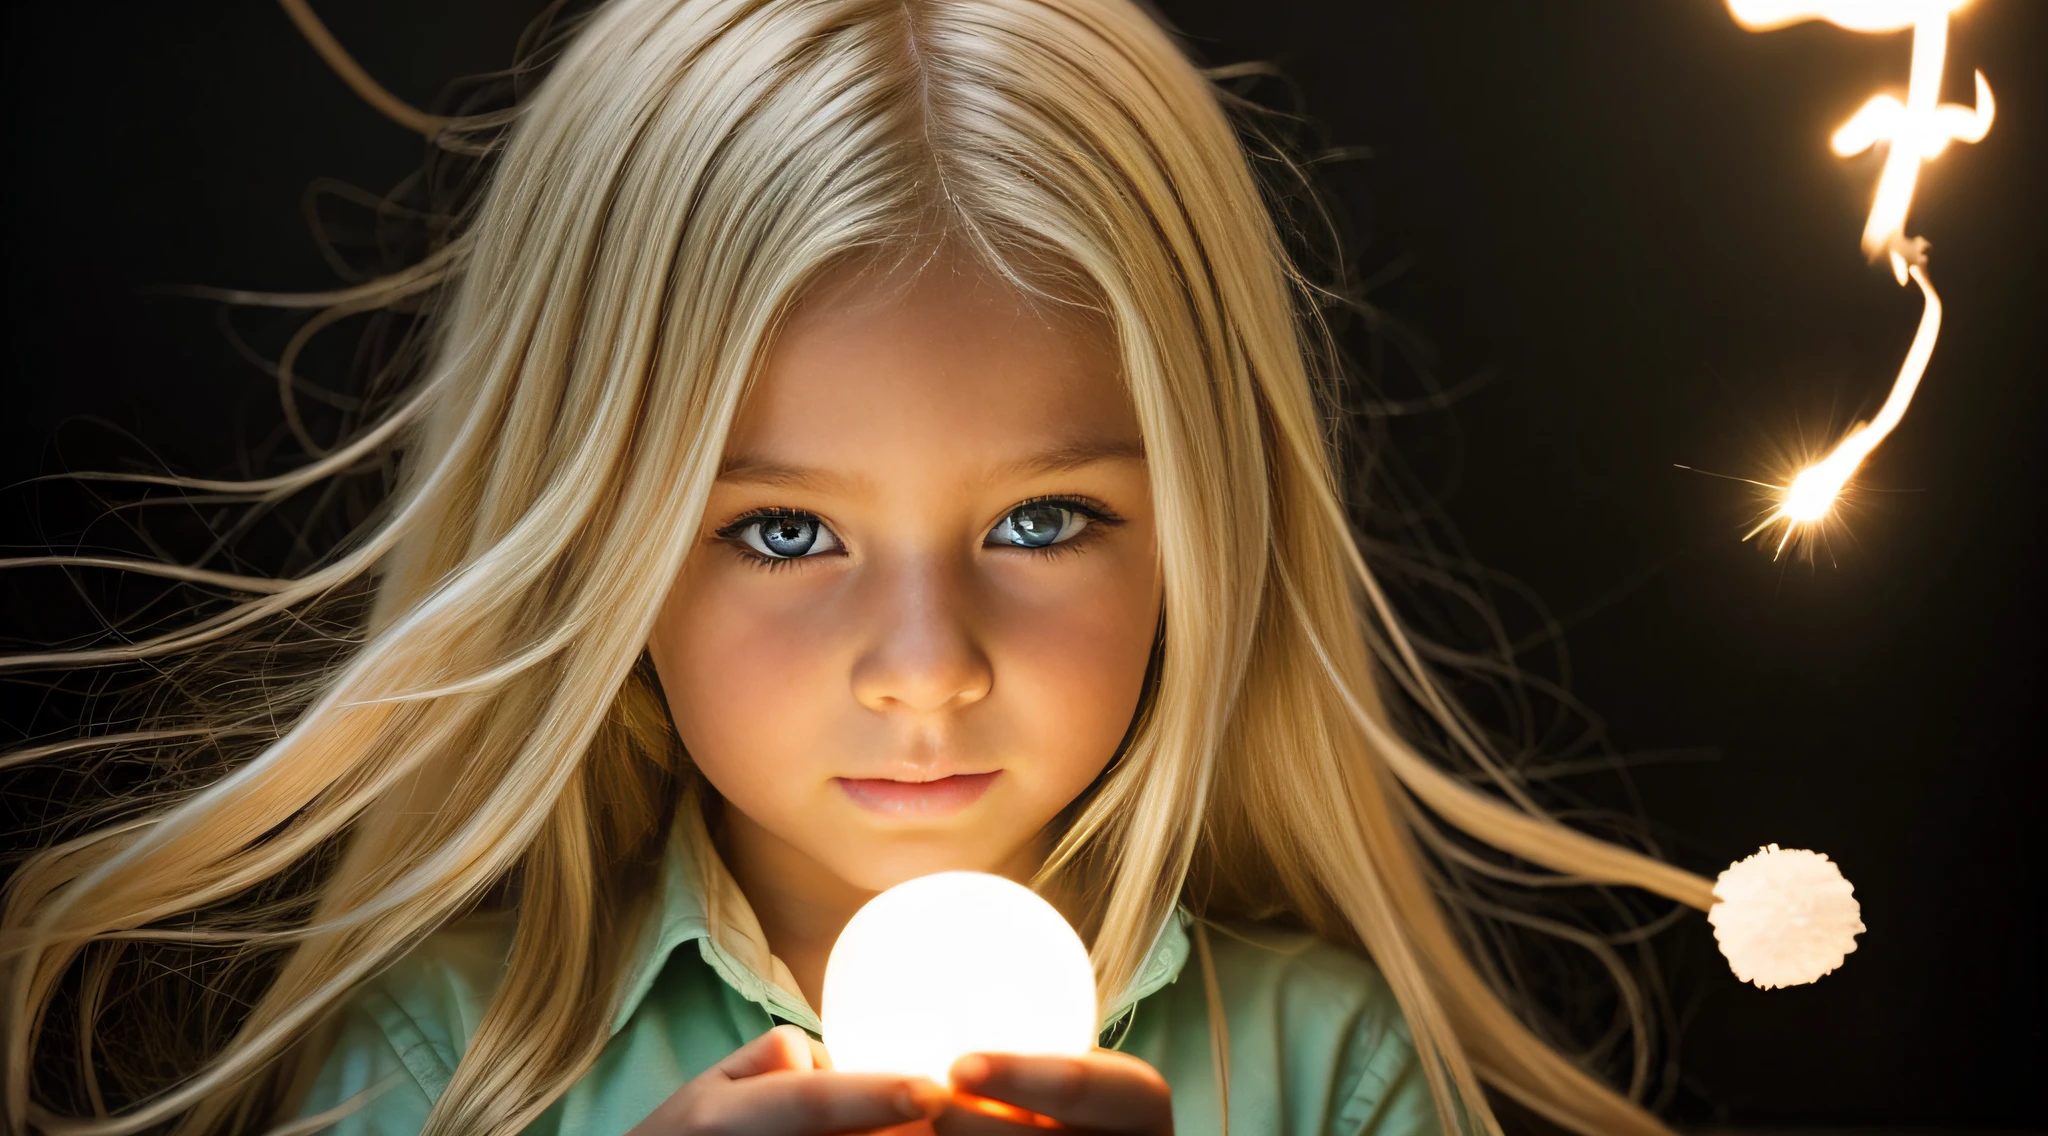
726, 258, 1140, 489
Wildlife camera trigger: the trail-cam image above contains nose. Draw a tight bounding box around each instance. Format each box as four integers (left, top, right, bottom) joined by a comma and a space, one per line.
849, 557, 993, 715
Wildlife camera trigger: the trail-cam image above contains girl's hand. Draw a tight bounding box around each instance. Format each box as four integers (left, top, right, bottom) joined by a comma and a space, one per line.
628, 1025, 950, 1136
935, 1050, 1173, 1135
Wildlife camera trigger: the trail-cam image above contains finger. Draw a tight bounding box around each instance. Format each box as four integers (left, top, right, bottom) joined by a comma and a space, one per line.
806, 1033, 835, 1071
694, 1071, 949, 1136
949, 1052, 1171, 1134
932, 1096, 1066, 1136
714, 1025, 818, 1080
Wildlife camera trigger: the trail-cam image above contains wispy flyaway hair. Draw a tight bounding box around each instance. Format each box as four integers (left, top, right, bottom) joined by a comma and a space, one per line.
2, 0, 1722, 1133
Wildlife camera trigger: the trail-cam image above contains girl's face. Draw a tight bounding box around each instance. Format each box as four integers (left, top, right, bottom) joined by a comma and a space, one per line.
647, 258, 1162, 897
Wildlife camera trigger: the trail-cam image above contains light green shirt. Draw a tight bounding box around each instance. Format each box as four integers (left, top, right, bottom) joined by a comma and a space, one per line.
296, 814, 1441, 1136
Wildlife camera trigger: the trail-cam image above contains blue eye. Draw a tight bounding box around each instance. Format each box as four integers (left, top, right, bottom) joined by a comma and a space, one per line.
723, 512, 842, 560
987, 501, 1091, 549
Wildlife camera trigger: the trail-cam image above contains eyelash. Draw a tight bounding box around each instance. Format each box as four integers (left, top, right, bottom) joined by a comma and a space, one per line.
714, 495, 1122, 572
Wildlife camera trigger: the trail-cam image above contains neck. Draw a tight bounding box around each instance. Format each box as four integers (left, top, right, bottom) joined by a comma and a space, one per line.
719, 812, 871, 1010
717, 808, 1056, 1010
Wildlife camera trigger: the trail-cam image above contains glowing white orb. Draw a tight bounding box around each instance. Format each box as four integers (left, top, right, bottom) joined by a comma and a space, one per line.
1709, 844, 1865, 989
821, 871, 1098, 1084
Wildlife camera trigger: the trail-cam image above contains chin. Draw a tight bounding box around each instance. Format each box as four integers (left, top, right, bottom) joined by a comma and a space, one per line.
833, 835, 1020, 894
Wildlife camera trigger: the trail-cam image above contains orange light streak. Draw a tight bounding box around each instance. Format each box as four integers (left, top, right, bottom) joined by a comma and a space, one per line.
1726, 0, 1994, 552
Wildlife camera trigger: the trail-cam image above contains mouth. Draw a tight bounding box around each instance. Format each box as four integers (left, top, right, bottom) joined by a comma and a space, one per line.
834, 771, 1000, 816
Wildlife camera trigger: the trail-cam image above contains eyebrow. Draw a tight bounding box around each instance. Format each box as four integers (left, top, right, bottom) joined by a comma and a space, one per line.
716, 438, 1146, 493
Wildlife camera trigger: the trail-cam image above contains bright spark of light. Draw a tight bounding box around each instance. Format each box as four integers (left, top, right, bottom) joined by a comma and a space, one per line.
1726, 0, 1994, 554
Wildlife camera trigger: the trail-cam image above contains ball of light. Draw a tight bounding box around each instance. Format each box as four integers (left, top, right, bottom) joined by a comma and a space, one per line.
1782, 465, 1842, 522
821, 871, 1098, 1084
1708, 843, 1865, 989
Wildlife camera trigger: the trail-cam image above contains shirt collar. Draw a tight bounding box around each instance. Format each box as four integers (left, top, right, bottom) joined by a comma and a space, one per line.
611, 805, 1192, 1036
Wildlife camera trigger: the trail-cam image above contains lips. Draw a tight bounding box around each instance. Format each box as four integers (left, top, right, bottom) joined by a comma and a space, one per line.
835, 771, 1000, 816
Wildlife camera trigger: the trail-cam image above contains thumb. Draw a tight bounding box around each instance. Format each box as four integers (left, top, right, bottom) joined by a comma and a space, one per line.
713, 1025, 818, 1080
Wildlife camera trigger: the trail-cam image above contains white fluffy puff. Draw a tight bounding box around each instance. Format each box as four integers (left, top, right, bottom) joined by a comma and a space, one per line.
1708, 844, 1865, 989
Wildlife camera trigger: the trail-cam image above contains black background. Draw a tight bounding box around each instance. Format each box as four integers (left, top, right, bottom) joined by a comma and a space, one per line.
4, 0, 2042, 1129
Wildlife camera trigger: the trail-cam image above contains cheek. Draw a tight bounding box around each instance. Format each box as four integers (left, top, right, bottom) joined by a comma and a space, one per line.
985, 550, 1160, 791
648, 564, 841, 796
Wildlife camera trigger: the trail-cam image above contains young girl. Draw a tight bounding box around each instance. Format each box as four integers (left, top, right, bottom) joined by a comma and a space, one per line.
2, 0, 1735, 1133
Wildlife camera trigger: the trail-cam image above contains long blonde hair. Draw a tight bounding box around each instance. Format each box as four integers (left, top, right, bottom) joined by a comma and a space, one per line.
2, 1, 1724, 1132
